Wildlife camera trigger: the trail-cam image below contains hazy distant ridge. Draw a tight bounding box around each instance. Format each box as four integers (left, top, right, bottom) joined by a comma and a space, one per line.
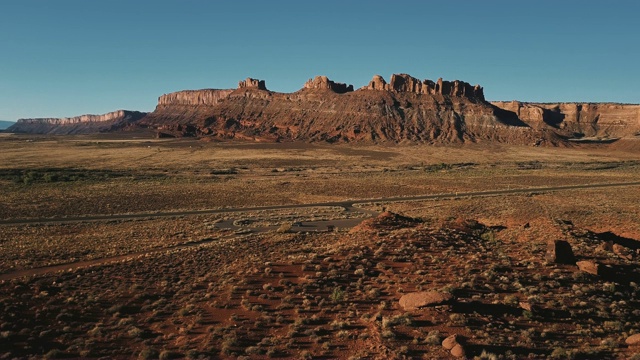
0, 121, 15, 130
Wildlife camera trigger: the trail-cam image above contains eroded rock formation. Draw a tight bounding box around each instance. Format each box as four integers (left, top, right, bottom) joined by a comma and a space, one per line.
366, 75, 387, 91
362, 74, 485, 102
140, 74, 558, 144
302, 76, 353, 93
238, 78, 267, 90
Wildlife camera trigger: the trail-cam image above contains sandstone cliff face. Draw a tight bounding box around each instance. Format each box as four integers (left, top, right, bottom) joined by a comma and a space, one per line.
144, 74, 556, 145
158, 89, 234, 106
491, 101, 640, 138
362, 74, 485, 102
8, 110, 147, 135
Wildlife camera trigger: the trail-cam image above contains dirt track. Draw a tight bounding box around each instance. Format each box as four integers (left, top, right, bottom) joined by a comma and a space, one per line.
1, 181, 639, 281
1, 181, 639, 226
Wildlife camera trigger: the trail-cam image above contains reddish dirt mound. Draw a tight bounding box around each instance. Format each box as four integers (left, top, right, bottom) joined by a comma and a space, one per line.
351, 211, 422, 232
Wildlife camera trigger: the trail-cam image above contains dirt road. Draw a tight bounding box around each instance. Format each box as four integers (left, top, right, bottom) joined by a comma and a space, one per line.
1, 181, 639, 226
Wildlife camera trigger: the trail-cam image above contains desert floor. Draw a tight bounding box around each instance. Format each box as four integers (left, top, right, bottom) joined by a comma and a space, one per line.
1, 134, 639, 359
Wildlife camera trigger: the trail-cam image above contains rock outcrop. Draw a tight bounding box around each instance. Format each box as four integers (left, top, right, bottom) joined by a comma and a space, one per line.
7, 110, 147, 135
302, 76, 353, 93
491, 101, 640, 138
365, 75, 387, 91
363, 74, 485, 102
399, 291, 454, 310
142, 73, 554, 144
546, 240, 576, 264
238, 78, 267, 90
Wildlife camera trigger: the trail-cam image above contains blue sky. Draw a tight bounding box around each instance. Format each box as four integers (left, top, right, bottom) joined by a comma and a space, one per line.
1, 0, 638, 120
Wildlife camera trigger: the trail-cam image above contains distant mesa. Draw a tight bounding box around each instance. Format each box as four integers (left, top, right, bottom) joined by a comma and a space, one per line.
7, 110, 147, 135
9, 72, 640, 144
0, 120, 15, 131
303, 76, 354, 93
238, 77, 267, 90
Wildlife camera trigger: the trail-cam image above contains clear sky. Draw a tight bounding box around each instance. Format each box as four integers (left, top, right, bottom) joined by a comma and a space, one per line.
1, 0, 638, 120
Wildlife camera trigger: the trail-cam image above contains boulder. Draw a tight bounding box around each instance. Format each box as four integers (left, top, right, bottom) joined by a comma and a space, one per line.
442, 334, 459, 350
626, 333, 640, 346
576, 260, 600, 275
399, 291, 454, 310
519, 302, 533, 312
450, 344, 466, 358
546, 240, 576, 264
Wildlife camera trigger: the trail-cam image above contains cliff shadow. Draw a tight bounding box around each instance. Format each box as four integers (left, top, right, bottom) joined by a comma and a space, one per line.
541, 108, 565, 128
490, 106, 531, 127
596, 231, 640, 251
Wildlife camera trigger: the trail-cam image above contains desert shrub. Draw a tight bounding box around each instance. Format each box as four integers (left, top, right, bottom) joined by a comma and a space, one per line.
159, 350, 180, 360
277, 223, 292, 233
448, 313, 466, 326
138, 348, 159, 360
599, 337, 618, 349
480, 231, 497, 242
330, 287, 345, 303
381, 329, 396, 339
43, 349, 64, 359
478, 350, 500, 360
550, 347, 575, 359
185, 350, 199, 359
382, 313, 412, 329
503, 294, 519, 306
330, 319, 349, 330
245, 346, 263, 355
522, 310, 534, 320
425, 330, 442, 345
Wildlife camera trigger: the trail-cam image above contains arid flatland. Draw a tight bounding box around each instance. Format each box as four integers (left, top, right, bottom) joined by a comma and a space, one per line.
1, 135, 640, 359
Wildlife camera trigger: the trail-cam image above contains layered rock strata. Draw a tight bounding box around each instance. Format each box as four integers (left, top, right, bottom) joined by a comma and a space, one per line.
491, 101, 640, 138
158, 89, 234, 106
143, 74, 555, 144
15, 73, 636, 146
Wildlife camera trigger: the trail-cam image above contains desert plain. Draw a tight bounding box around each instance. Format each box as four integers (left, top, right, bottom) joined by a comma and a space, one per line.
1, 133, 640, 359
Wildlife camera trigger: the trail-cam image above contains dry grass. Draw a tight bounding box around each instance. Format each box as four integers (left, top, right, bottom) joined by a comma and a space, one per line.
1, 136, 638, 219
